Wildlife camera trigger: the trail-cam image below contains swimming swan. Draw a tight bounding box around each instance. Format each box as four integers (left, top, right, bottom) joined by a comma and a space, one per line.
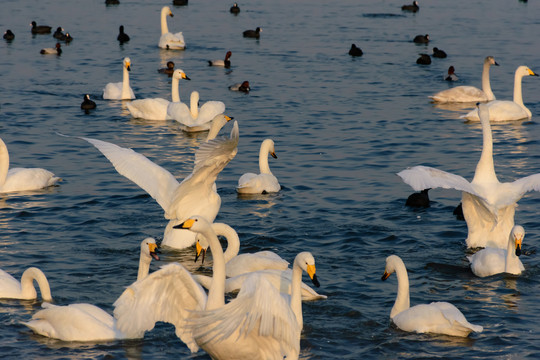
0, 137, 60, 193
159, 6, 185, 50
22, 238, 159, 341
126, 69, 190, 120
0, 267, 52, 301
113, 216, 320, 359
461, 66, 538, 121
397, 103, 540, 249
82, 121, 239, 249
237, 138, 281, 194
382, 255, 483, 337
429, 56, 498, 103
468, 225, 525, 277
103, 57, 135, 100
167, 91, 226, 132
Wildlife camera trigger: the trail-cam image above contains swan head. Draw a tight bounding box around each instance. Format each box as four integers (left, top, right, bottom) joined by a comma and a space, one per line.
517, 66, 538, 78
172, 69, 190, 81
262, 139, 277, 159
162, 6, 173, 17
123, 57, 131, 71
485, 56, 499, 66
381, 255, 404, 281
294, 252, 320, 287
141, 237, 160, 261
511, 225, 525, 256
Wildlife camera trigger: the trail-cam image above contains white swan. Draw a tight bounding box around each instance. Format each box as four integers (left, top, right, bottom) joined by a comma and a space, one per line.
382, 255, 483, 337
429, 56, 498, 103
103, 57, 135, 100
167, 91, 226, 132
22, 238, 159, 341
237, 139, 281, 194
468, 225, 525, 277
113, 216, 320, 359
0, 137, 60, 193
159, 6, 185, 50
461, 66, 538, 121
126, 69, 190, 121
82, 121, 239, 249
398, 103, 540, 249
0, 267, 52, 301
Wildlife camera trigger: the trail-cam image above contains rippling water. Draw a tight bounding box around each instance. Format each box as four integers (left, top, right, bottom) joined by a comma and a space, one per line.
1, 0, 540, 359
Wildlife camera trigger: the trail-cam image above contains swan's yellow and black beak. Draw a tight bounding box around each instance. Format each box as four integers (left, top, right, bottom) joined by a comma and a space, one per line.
182, 72, 191, 81
307, 264, 320, 287
528, 68, 538, 77
126, 61, 131, 71
195, 240, 207, 264
271, 151, 277, 159
174, 218, 196, 230
148, 243, 160, 261
381, 271, 391, 281
515, 237, 523, 256
225, 115, 234, 121
169, 10, 174, 17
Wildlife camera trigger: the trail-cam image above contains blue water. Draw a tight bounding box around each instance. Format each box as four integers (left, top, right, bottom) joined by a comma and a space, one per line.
1, 0, 540, 358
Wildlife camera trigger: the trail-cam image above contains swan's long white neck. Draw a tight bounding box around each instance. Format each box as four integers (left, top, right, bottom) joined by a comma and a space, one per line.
472, 107, 498, 184
206, 117, 227, 142
190, 91, 199, 118
513, 70, 525, 107
122, 63, 131, 100
390, 259, 410, 318
160, 7, 170, 35
481, 60, 495, 101
204, 225, 226, 310
212, 223, 240, 264
259, 140, 274, 175
290, 256, 304, 329
0, 138, 9, 188
21, 267, 52, 302
137, 250, 152, 281
505, 233, 520, 273
171, 75, 180, 102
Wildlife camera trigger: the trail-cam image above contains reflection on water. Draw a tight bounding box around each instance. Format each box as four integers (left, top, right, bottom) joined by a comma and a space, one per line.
236, 193, 278, 218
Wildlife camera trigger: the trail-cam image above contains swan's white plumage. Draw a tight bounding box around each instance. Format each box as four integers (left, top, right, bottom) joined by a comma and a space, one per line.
398, 104, 540, 248
103, 57, 135, 100
237, 139, 281, 194
23, 238, 159, 341
429, 56, 498, 103
159, 6, 185, 50
167, 91, 226, 132
468, 225, 525, 277
461, 66, 538, 121
83, 122, 239, 249
0, 138, 60, 193
127, 69, 190, 120
0, 267, 52, 301
383, 255, 482, 337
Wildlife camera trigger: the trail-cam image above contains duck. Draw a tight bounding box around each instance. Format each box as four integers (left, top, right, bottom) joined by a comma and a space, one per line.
102, 57, 135, 100
82, 121, 239, 249
429, 56, 498, 103
0, 267, 52, 301
413, 34, 429, 43
0, 137, 60, 193
173, 0, 189, 5
461, 66, 538, 122
237, 139, 281, 194
432, 47, 447, 58
468, 225, 525, 277
398, 103, 540, 249
105, 0, 120, 5
348, 44, 363, 57
158, 61, 175, 75
405, 189, 430, 208
52, 27, 64, 39
230, 3, 240, 14
228, 81, 250, 92
113, 216, 320, 358
3, 29, 15, 41
22, 238, 159, 341
159, 6, 186, 50
40, 43, 62, 55
63, 32, 73, 43
126, 69, 190, 121
81, 94, 97, 110
401, 1, 419, 12
243, 27, 261, 38
167, 90, 226, 132
445, 66, 459, 81
117, 25, 130, 44
416, 54, 431, 65
208, 51, 232, 68
30, 21, 51, 34
382, 255, 482, 337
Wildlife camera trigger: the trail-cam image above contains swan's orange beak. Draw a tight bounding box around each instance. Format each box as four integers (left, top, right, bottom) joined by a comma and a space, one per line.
515, 237, 523, 256
126, 62, 131, 71
169, 11, 174, 17
225, 115, 233, 121
381, 271, 391, 281
195, 240, 206, 263
148, 243, 160, 261
528, 68, 538, 76
175, 218, 195, 229
271, 152, 277, 159
307, 264, 320, 287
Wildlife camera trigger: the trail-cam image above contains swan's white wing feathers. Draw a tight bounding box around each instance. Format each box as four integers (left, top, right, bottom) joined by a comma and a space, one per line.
127, 98, 170, 121
197, 101, 226, 124
505, 173, 540, 203
167, 101, 196, 125
226, 251, 290, 277
113, 263, 207, 352
159, 32, 185, 49
398, 166, 478, 195
2, 168, 60, 192
83, 137, 180, 212
429, 86, 488, 103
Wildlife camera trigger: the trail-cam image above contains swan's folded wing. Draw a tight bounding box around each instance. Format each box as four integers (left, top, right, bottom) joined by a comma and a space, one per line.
189, 274, 300, 354
113, 263, 207, 352
226, 252, 290, 277
83, 137, 180, 212
397, 166, 476, 194
197, 101, 226, 124
167, 101, 195, 125
433, 302, 483, 333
